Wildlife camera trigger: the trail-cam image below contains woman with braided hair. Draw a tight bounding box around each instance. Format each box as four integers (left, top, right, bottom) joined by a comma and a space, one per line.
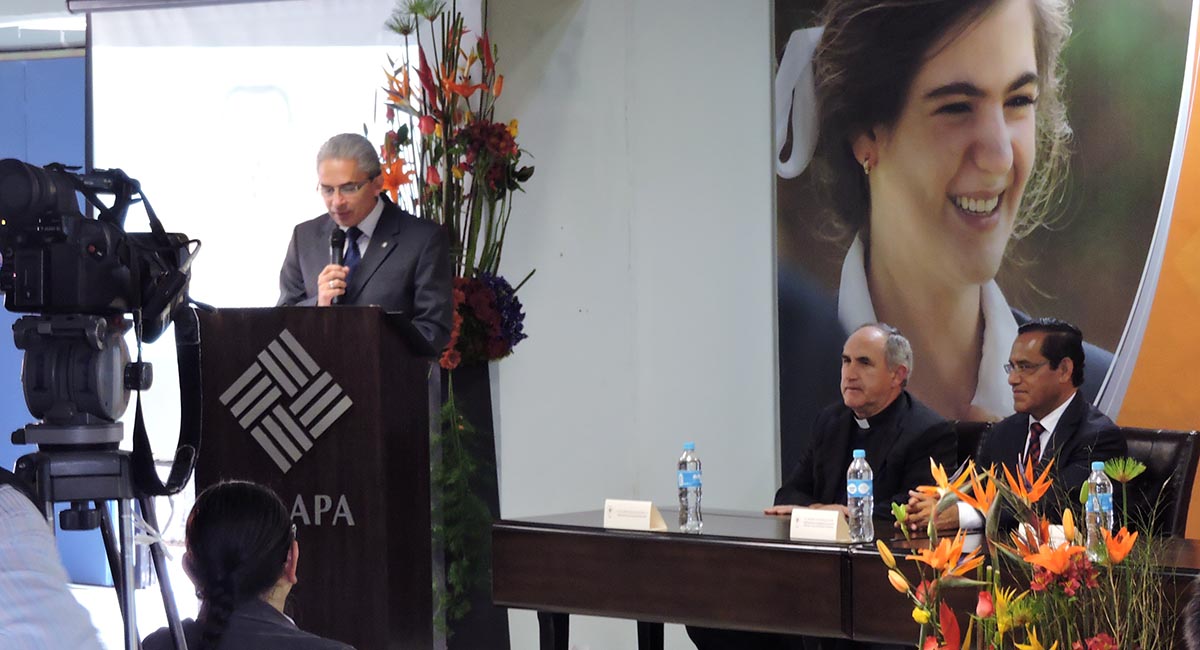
143, 481, 354, 650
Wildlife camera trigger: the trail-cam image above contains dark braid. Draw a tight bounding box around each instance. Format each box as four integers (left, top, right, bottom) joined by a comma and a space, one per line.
186, 481, 294, 650
197, 578, 236, 650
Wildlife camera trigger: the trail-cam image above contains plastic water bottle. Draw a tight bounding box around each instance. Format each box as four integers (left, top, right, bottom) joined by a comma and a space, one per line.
847, 449, 874, 542
677, 442, 702, 532
1086, 461, 1114, 560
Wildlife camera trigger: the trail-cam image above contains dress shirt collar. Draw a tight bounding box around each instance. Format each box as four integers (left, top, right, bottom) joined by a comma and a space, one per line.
340, 196, 384, 242
837, 234, 1017, 418
1033, 390, 1077, 437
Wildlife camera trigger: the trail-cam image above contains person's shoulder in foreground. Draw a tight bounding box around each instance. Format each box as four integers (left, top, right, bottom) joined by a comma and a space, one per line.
0, 476, 104, 650
143, 599, 356, 650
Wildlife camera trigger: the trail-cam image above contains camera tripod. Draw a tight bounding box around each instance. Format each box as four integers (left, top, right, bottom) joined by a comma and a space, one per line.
8, 311, 202, 650
14, 441, 187, 650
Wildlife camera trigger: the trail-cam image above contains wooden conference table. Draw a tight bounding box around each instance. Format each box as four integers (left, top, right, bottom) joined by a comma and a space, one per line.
491, 508, 1200, 650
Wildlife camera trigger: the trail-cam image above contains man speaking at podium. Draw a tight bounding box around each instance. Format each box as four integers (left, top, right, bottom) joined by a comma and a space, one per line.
278, 133, 453, 352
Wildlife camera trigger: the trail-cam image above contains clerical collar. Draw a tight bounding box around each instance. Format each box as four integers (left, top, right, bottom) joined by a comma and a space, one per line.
854, 392, 906, 431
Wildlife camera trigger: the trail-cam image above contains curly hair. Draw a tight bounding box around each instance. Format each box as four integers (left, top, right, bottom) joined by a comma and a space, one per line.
808, 0, 1073, 242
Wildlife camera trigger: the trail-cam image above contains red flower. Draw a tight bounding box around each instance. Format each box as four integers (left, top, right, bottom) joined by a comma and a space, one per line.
417, 45, 438, 103
479, 32, 494, 72
419, 114, 436, 135
914, 580, 937, 606
1072, 633, 1118, 650
426, 165, 442, 185
975, 591, 994, 618
916, 604, 962, 650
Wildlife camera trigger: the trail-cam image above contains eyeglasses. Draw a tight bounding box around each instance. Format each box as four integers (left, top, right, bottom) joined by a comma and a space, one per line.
317, 177, 375, 198
1003, 360, 1049, 376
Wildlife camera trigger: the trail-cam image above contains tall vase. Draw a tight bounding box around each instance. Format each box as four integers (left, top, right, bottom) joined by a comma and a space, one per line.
441, 363, 509, 650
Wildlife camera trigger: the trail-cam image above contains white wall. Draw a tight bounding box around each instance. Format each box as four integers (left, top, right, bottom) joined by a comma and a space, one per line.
489, 1, 777, 648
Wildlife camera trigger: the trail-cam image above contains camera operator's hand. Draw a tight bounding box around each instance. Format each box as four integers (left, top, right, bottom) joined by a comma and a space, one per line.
317, 264, 350, 306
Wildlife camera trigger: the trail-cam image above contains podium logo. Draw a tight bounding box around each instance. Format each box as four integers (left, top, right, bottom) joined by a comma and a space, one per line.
219, 329, 353, 473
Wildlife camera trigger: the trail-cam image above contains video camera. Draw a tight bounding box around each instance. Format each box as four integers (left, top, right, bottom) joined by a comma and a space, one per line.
0, 158, 200, 499
0, 159, 193, 342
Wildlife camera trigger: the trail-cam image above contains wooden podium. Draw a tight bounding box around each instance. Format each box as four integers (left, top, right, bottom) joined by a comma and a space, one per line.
196, 307, 438, 650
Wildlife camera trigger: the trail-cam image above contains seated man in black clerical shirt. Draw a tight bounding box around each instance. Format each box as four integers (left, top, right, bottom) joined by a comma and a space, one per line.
905, 318, 1126, 534
766, 323, 956, 521
687, 323, 956, 650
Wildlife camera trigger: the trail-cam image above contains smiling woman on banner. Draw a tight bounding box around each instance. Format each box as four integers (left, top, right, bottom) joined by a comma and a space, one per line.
777, 0, 1112, 422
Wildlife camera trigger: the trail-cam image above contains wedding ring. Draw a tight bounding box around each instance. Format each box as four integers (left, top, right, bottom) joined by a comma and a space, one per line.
329, 280, 335, 289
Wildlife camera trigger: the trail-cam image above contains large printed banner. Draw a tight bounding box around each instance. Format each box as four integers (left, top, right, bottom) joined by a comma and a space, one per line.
774, 0, 1200, 528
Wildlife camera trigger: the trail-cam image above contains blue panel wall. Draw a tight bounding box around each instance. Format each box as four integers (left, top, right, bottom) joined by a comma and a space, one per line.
0, 55, 111, 585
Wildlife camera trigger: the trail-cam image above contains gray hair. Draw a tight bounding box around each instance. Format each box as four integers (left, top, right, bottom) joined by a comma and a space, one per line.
856, 322, 913, 386
316, 133, 381, 178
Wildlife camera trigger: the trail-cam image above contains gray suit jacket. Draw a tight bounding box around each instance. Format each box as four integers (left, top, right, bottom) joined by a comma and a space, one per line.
143, 599, 355, 650
277, 199, 453, 352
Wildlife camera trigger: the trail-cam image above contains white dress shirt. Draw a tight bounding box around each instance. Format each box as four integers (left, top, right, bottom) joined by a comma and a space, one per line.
0, 486, 104, 650
838, 235, 1018, 418
957, 392, 1080, 529
339, 198, 384, 259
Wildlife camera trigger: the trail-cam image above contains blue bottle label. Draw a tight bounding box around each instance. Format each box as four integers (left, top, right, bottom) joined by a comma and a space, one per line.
847, 479, 872, 498
678, 470, 701, 488
1086, 492, 1113, 513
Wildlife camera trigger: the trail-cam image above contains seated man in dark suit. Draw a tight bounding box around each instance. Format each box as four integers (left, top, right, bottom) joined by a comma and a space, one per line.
767, 323, 957, 521
277, 133, 453, 352
687, 324, 955, 650
905, 318, 1126, 532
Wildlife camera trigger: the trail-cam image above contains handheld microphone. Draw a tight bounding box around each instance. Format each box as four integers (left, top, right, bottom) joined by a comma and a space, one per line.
330, 229, 346, 305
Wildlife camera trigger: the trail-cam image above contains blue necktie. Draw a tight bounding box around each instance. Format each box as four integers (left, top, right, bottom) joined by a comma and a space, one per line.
344, 226, 363, 279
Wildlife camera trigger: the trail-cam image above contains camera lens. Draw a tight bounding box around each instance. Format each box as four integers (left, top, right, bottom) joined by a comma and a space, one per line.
0, 159, 79, 225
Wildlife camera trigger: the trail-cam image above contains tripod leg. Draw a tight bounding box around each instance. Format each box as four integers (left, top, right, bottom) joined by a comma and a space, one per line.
97, 502, 128, 622
139, 496, 188, 650
118, 499, 138, 650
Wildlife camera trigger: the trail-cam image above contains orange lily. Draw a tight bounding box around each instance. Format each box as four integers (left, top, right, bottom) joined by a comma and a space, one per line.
1102, 527, 1138, 565
888, 569, 910, 593
494, 74, 505, 99
951, 464, 997, 515
916, 459, 972, 498
1002, 456, 1055, 505
444, 75, 489, 99
1022, 542, 1084, 575
380, 159, 414, 201
906, 530, 985, 577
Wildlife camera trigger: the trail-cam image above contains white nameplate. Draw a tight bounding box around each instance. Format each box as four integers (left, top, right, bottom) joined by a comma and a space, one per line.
789, 507, 851, 543
603, 499, 668, 532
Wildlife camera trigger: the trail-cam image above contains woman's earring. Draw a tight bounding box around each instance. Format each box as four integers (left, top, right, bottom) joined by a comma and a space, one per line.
862, 159, 872, 176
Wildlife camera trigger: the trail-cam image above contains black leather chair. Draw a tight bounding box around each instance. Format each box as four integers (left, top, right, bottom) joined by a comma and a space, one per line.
951, 420, 991, 465
1121, 427, 1200, 537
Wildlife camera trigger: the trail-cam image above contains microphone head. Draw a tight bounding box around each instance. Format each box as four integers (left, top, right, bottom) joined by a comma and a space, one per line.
330, 228, 346, 265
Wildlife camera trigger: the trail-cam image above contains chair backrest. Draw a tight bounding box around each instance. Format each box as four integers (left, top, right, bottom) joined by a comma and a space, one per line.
1121, 427, 1200, 537
951, 420, 991, 466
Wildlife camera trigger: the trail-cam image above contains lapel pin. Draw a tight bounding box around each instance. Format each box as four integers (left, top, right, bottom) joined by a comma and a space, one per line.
382, 242, 388, 248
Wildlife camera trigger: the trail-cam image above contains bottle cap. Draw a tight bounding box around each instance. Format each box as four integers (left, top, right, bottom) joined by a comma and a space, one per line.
852, 449, 866, 459
1092, 461, 1105, 471
683, 442, 695, 451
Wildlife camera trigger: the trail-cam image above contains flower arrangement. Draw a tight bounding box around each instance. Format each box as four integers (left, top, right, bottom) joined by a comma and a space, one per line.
882, 457, 1177, 650
380, 0, 534, 369
376, 0, 534, 633
441, 273, 527, 369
